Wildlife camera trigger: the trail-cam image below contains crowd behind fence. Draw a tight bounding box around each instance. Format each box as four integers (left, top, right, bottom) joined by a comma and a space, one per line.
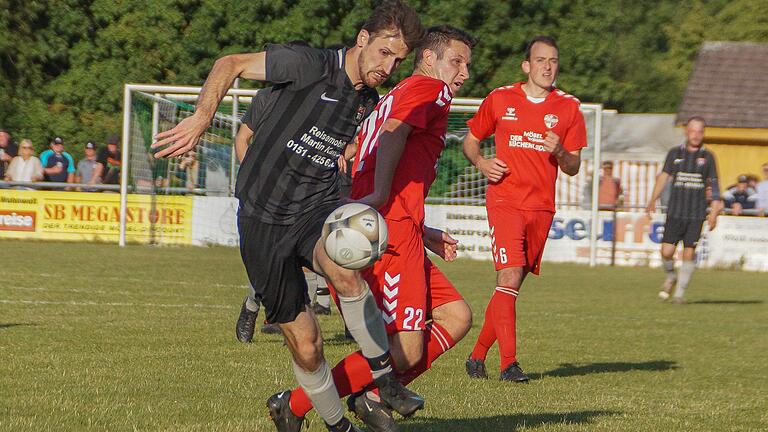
3, 129, 767, 217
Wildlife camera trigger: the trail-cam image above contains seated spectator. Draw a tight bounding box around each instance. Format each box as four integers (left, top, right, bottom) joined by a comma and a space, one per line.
4, 139, 43, 188
97, 134, 122, 185
40, 136, 76, 189
75, 141, 102, 192
723, 175, 757, 215
172, 150, 199, 191
756, 162, 768, 217
598, 161, 623, 209
0, 128, 19, 181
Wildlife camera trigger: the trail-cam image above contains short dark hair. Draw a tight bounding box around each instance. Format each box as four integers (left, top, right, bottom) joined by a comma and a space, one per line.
362, 0, 425, 51
686, 116, 706, 127
414, 25, 477, 66
525, 35, 558, 61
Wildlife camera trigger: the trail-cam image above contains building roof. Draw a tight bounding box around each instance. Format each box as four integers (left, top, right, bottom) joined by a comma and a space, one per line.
677, 41, 768, 129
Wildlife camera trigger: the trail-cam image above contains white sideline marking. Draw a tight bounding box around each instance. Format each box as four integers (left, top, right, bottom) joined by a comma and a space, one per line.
3, 286, 218, 299
4, 271, 248, 289
0, 299, 235, 309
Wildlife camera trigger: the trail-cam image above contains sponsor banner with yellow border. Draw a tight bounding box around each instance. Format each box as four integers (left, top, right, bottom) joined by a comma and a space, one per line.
0, 190, 192, 244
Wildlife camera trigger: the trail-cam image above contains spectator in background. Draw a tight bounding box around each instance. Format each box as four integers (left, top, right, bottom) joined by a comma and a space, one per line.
5, 139, 43, 188
76, 141, 102, 191
723, 175, 757, 216
97, 134, 122, 185
756, 162, 768, 217
40, 136, 75, 188
0, 129, 19, 181
598, 161, 623, 209
174, 150, 199, 190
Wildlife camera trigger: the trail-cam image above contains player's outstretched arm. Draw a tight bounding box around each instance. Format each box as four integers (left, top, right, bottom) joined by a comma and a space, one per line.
646, 171, 671, 215
152, 52, 266, 158
423, 226, 458, 261
356, 118, 412, 209
462, 131, 507, 183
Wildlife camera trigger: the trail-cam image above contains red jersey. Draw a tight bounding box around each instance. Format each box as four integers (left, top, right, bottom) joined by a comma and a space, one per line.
351, 75, 452, 226
467, 83, 587, 212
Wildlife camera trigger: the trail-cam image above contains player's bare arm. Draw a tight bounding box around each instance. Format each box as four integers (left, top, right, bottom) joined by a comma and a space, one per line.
356, 118, 413, 208
152, 52, 266, 159
542, 130, 580, 176
234, 123, 253, 163
423, 226, 458, 261
646, 171, 671, 215
463, 131, 508, 183
708, 199, 723, 230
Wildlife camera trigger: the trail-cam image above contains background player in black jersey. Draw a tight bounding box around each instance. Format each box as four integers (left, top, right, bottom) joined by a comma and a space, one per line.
646, 116, 723, 304
153, 2, 425, 431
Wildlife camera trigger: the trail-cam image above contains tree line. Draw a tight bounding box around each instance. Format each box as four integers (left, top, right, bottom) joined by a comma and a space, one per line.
1, 0, 766, 161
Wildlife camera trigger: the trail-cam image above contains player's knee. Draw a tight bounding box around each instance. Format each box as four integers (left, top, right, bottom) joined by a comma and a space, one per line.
497, 267, 523, 288
328, 269, 364, 297
433, 300, 472, 341
291, 339, 324, 371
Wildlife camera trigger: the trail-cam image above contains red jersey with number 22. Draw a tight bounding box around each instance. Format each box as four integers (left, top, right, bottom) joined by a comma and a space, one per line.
351, 75, 452, 226
467, 83, 587, 212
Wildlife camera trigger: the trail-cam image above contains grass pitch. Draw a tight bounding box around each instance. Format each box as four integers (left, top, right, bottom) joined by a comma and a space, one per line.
1, 240, 766, 431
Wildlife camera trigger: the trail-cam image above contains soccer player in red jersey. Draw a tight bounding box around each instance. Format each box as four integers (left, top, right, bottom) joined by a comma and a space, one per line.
275, 25, 476, 432
464, 36, 587, 382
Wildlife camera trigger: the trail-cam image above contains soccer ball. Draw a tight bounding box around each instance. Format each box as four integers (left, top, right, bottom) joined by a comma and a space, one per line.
322, 203, 388, 270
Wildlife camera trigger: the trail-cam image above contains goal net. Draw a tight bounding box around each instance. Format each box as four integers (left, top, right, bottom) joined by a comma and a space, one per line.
121, 85, 604, 263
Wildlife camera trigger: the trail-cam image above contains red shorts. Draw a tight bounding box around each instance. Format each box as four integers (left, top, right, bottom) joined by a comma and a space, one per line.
361, 219, 463, 334
486, 205, 554, 275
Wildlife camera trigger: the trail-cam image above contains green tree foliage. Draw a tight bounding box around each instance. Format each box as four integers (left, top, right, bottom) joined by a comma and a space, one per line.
1, 0, 766, 159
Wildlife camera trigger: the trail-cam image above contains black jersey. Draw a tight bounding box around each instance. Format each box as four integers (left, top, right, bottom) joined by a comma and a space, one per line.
235, 44, 378, 224
662, 145, 721, 220
242, 87, 274, 132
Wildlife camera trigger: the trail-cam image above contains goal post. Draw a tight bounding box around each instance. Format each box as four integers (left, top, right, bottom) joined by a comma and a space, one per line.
119, 84, 603, 266
119, 84, 260, 247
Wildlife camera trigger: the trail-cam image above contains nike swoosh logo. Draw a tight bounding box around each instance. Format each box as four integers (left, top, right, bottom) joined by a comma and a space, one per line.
364, 400, 374, 412
277, 391, 285, 399
320, 92, 339, 102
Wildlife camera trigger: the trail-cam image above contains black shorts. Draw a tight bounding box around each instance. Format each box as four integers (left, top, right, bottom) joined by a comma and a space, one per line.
238, 202, 337, 324
661, 217, 704, 248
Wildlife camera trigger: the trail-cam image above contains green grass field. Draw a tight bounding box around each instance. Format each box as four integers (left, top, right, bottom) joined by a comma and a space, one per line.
2, 240, 766, 431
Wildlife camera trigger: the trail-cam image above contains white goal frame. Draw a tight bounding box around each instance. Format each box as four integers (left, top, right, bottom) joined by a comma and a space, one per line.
120, 84, 603, 266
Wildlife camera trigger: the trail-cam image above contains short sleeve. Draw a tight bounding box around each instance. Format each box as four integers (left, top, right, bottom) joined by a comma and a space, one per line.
662, 149, 677, 175
388, 80, 449, 130
265, 44, 332, 90
40, 150, 51, 166
467, 91, 497, 140
562, 107, 587, 152
65, 153, 76, 173
242, 89, 270, 131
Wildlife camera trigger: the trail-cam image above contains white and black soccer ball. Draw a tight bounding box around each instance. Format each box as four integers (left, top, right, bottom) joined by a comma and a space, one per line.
322, 203, 388, 270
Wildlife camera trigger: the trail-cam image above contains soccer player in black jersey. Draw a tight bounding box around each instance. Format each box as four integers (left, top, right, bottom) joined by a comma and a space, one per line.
153, 2, 425, 431
646, 116, 723, 304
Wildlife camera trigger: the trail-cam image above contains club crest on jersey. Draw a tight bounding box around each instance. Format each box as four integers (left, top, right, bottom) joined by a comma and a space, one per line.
696, 157, 707, 166
544, 114, 559, 128
355, 105, 366, 123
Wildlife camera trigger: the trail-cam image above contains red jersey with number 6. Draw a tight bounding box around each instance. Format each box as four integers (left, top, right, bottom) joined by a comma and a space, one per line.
351, 75, 452, 226
467, 82, 587, 212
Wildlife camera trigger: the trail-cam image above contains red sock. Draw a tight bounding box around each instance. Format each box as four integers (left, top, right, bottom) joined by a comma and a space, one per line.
469, 298, 496, 361
289, 351, 372, 417
399, 322, 456, 385
489, 286, 519, 370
